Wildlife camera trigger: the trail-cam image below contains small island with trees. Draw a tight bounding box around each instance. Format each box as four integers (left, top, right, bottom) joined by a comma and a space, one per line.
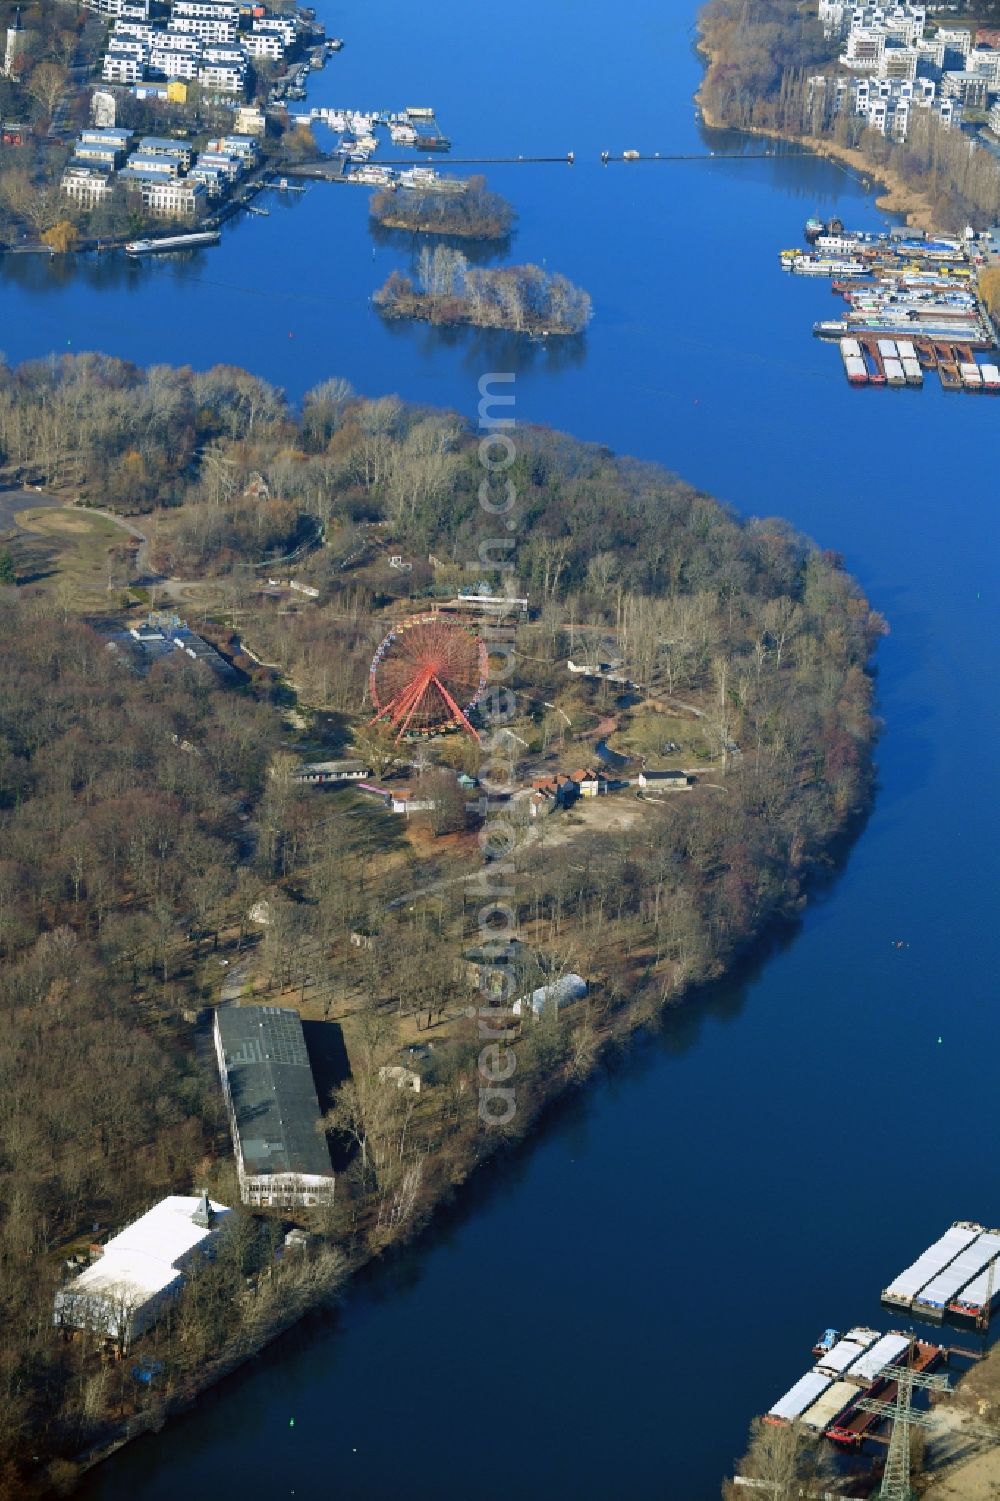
370, 174, 516, 239
375, 245, 593, 334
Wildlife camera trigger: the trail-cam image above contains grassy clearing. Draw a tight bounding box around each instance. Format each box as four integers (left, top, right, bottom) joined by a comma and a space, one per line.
13, 506, 133, 611
609, 705, 715, 765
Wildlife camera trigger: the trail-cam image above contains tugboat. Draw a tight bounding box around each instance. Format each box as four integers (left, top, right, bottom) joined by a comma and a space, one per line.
812, 1328, 840, 1357
804, 215, 825, 242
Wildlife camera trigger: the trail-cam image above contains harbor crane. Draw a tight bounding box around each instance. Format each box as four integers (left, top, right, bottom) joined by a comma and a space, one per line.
855, 1359, 951, 1501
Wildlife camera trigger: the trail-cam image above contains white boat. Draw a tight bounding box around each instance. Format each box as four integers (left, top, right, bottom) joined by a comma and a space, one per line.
979, 362, 1000, 391
125, 230, 219, 255
790, 256, 867, 276
959, 362, 983, 389
352, 164, 395, 186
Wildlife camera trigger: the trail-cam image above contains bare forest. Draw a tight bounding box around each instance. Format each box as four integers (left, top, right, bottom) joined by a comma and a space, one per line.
369, 176, 516, 240
0, 353, 882, 1493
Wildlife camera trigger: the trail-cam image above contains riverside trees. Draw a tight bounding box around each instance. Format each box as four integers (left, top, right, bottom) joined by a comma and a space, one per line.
697, 0, 1000, 228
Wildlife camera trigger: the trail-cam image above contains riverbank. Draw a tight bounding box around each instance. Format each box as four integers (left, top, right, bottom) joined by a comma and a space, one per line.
63, 798, 881, 1499
922, 1345, 1000, 1498
694, 38, 946, 234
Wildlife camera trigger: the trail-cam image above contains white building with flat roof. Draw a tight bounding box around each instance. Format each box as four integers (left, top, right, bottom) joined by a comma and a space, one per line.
103, 50, 146, 83
61, 166, 114, 206
53, 1194, 230, 1349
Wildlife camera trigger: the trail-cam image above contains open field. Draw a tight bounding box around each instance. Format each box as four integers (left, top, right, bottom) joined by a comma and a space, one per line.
12, 506, 136, 609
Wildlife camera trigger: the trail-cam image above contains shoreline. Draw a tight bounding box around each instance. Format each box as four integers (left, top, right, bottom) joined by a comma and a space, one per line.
694, 36, 947, 235
57, 756, 879, 1497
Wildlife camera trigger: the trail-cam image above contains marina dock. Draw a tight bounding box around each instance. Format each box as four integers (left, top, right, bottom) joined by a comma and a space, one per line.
782, 220, 1000, 391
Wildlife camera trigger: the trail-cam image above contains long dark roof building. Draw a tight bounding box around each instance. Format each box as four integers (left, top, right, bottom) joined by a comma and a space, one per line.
213, 1005, 335, 1207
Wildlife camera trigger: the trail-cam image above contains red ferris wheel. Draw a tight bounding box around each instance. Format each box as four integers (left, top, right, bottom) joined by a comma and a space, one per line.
368, 615, 488, 741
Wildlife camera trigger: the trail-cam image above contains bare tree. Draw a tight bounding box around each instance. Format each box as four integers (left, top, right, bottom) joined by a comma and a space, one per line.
27, 61, 68, 119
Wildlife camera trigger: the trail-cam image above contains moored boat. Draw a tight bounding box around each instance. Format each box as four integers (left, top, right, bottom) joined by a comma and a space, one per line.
125, 230, 220, 255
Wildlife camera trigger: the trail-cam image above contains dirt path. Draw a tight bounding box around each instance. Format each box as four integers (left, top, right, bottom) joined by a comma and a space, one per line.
82, 506, 151, 576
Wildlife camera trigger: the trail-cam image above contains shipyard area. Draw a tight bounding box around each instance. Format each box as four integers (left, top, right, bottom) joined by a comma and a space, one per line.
781, 221, 1000, 391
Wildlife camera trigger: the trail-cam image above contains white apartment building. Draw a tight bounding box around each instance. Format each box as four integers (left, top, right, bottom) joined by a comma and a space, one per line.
170, 15, 237, 42
199, 59, 245, 91
879, 44, 919, 80
969, 47, 1000, 87
936, 26, 972, 55
243, 30, 283, 59
119, 171, 206, 216
152, 29, 201, 53
149, 46, 201, 78
843, 27, 887, 66
172, 0, 238, 16
194, 151, 241, 185
138, 135, 193, 166
941, 69, 990, 106
103, 51, 145, 82
213, 132, 257, 161
113, 20, 155, 43
61, 166, 114, 206
253, 14, 296, 45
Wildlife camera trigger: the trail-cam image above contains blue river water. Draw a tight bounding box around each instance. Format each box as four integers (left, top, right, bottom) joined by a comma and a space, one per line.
6, 0, 995, 1495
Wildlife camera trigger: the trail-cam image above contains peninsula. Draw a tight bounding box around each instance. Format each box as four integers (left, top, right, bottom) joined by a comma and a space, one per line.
0, 354, 881, 1494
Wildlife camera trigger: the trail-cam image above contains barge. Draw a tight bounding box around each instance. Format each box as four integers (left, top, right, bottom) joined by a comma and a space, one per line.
799, 1380, 860, 1434
766, 1370, 831, 1425
827, 1341, 944, 1447
125, 231, 220, 255
883, 1221, 984, 1309
815, 1327, 880, 1377
948, 1250, 1000, 1318
913, 1229, 1000, 1318
840, 337, 868, 385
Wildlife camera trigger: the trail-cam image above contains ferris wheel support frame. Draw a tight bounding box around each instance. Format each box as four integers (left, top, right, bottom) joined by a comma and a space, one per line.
367, 615, 485, 743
